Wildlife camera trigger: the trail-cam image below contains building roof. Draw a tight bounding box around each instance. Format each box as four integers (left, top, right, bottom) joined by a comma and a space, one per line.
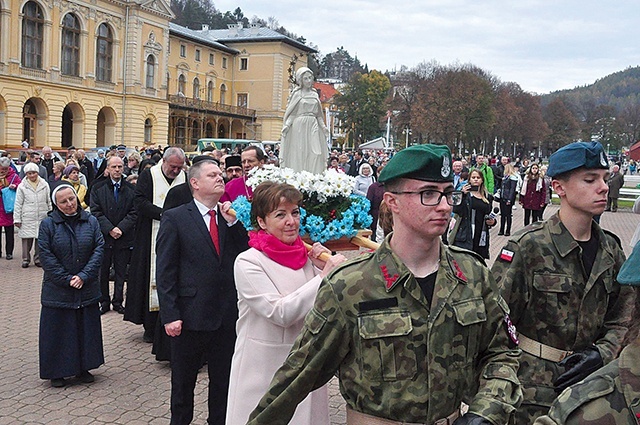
202, 24, 317, 54
169, 23, 238, 54
314, 82, 339, 102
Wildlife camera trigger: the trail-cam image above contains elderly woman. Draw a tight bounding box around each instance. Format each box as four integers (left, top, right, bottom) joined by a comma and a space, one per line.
38, 184, 105, 387
66, 158, 88, 187
14, 162, 51, 268
353, 163, 376, 196
0, 156, 21, 259
48, 161, 65, 185
61, 165, 88, 209
226, 182, 346, 425
280, 67, 330, 174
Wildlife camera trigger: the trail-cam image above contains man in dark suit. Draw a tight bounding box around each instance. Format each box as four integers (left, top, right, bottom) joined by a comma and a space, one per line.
347, 150, 366, 177
90, 156, 137, 314
156, 160, 249, 425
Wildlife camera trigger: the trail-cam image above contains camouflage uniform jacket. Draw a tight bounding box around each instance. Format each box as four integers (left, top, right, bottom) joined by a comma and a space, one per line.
534, 339, 640, 425
248, 236, 522, 425
491, 211, 635, 416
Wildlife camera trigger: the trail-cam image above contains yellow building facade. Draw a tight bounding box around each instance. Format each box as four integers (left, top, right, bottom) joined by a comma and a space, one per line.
0, 0, 314, 150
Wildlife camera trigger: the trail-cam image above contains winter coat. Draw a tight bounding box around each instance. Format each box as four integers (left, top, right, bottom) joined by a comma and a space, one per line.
501, 175, 519, 204
14, 177, 51, 239
38, 209, 104, 309
353, 165, 376, 197
520, 176, 546, 210
227, 248, 329, 425
452, 192, 493, 258
90, 179, 137, 248
607, 172, 624, 198
0, 168, 21, 226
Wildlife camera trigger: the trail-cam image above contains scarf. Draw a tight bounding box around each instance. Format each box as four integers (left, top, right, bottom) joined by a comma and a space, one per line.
249, 230, 308, 270
520, 175, 543, 196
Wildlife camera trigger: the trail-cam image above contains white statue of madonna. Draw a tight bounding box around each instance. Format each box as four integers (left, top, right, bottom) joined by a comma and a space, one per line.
280, 67, 330, 174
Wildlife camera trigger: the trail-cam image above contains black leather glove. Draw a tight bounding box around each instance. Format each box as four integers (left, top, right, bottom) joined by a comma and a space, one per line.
553, 345, 603, 392
453, 413, 492, 425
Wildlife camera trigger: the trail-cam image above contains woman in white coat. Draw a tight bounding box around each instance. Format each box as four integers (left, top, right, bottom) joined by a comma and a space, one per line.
14, 162, 51, 268
227, 182, 345, 425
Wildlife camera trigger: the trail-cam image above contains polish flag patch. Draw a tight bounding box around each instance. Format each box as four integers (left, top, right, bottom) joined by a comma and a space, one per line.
500, 249, 514, 262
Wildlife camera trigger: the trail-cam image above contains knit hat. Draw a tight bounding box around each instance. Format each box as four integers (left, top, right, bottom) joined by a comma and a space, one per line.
63, 165, 79, 178
23, 163, 39, 174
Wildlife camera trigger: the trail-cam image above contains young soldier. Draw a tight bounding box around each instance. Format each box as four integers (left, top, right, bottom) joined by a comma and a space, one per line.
492, 141, 636, 424
248, 144, 522, 425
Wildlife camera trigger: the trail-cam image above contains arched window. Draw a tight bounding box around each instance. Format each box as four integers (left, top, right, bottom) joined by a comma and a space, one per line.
219, 84, 227, 104
193, 77, 200, 99
61, 13, 81, 76
207, 81, 214, 102
22, 1, 44, 69
96, 23, 113, 82
178, 74, 186, 95
144, 118, 153, 143
146, 55, 155, 88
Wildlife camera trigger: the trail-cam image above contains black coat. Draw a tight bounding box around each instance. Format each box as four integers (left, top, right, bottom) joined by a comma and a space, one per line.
452, 193, 493, 259
156, 200, 249, 331
90, 179, 137, 248
38, 209, 105, 309
163, 182, 193, 211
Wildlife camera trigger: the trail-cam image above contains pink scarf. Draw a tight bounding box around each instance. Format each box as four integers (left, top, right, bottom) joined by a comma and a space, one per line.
248, 230, 308, 270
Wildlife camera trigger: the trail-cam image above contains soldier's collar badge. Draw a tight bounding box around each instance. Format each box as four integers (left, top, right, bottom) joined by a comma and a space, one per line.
380, 265, 399, 290
451, 259, 467, 282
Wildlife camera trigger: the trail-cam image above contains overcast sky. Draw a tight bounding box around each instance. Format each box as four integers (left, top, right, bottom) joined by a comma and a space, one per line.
212, 0, 639, 94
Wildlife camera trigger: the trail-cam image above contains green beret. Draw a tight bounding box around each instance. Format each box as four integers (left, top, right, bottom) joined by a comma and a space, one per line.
379, 144, 453, 183
546, 141, 608, 178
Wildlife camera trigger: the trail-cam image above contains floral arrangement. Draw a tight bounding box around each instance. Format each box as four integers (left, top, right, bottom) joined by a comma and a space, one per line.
231, 165, 373, 243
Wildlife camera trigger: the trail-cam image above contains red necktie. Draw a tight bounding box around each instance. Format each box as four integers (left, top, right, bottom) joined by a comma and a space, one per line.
209, 210, 220, 254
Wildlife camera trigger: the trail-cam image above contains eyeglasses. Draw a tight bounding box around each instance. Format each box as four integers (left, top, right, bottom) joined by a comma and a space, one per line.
389, 189, 463, 206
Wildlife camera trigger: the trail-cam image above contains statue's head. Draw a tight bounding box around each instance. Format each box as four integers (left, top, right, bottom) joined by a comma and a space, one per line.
295, 67, 313, 86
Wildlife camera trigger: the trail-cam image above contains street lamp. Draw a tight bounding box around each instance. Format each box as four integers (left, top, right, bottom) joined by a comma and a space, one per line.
403, 128, 412, 149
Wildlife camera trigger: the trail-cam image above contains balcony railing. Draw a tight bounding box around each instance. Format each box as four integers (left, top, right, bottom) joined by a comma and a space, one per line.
20, 67, 47, 80
168, 95, 256, 118
61, 74, 84, 85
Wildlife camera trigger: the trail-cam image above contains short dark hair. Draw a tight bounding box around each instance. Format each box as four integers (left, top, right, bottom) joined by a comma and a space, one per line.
242, 145, 265, 162
251, 182, 302, 229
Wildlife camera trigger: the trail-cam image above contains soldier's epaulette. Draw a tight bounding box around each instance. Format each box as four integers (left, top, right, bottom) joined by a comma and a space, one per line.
602, 229, 623, 249
506, 221, 545, 243
324, 250, 375, 281
447, 244, 486, 265
548, 375, 616, 423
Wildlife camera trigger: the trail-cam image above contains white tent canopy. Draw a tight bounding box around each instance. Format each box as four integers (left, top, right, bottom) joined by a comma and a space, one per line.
359, 137, 388, 150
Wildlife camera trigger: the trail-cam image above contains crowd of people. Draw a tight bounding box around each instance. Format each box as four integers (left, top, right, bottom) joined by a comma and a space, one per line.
0, 140, 638, 425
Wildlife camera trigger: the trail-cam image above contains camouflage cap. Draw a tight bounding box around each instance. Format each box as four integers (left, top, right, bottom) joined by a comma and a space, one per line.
378, 144, 453, 183
546, 141, 608, 178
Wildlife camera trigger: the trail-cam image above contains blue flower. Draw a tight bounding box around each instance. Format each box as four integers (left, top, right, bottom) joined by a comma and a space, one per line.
231, 196, 253, 230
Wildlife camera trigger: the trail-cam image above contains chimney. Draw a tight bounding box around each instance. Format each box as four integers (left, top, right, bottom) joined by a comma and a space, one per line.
249, 23, 260, 35
227, 23, 240, 36
201, 24, 209, 31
